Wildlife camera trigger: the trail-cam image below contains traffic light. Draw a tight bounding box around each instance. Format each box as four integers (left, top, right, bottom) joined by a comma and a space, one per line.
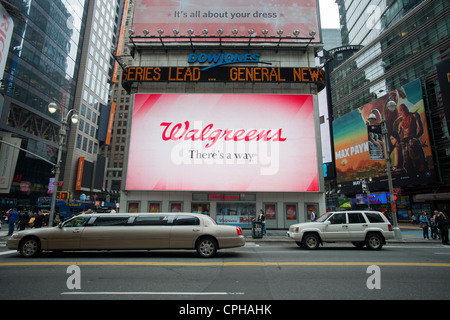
57, 191, 70, 200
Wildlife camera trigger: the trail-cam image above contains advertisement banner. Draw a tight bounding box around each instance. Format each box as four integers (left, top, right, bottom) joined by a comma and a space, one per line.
333, 79, 435, 192
132, 0, 320, 42
126, 94, 319, 192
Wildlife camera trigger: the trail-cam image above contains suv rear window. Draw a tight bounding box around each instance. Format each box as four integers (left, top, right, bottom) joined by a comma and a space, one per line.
364, 212, 385, 223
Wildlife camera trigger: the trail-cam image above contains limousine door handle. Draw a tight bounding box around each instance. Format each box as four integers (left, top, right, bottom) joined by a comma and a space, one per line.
192, 228, 201, 232
72, 229, 81, 233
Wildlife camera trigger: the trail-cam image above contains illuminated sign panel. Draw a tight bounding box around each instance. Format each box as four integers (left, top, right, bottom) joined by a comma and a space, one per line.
122, 66, 325, 92
332, 79, 435, 191
126, 94, 319, 192
132, 0, 320, 42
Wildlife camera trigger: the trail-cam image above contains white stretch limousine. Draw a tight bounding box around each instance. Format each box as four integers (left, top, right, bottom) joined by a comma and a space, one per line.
7, 213, 245, 258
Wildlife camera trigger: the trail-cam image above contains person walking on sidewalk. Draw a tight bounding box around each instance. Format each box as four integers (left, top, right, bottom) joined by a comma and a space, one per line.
436, 212, 449, 245
258, 210, 266, 236
6, 208, 19, 236
419, 211, 430, 239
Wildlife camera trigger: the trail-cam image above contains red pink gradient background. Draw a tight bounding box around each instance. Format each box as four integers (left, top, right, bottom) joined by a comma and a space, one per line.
132, 0, 320, 42
126, 94, 319, 192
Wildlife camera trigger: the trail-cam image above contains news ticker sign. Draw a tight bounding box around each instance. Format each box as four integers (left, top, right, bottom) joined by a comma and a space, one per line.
122, 66, 325, 93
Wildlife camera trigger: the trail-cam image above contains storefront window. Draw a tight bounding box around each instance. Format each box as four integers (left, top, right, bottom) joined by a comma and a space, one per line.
128, 202, 140, 213
170, 202, 182, 212
216, 202, 256, 227
191, 203, 210, 215
148, 202, 161, 212
285, 203, 297, 220
264, 203, 276, 220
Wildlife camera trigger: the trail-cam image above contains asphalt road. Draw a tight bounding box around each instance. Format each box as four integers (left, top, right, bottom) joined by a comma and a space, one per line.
1, 240, 449, 304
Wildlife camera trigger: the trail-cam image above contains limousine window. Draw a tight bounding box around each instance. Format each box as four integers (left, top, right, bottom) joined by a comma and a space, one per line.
92, 216, 130, 226
63, 216, 91, 227
174, 215, 200, 225
133, 215, 173, 226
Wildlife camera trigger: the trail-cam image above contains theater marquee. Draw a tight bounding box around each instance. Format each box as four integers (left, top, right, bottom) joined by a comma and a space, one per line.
122, 66, 325, 93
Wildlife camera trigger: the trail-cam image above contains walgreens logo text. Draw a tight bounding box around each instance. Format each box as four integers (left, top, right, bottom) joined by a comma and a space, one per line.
160, 121, 287, 148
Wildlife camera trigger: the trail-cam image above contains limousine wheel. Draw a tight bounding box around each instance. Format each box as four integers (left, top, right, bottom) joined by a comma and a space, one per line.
196, 237, 217, 258
19, 237, 41, 258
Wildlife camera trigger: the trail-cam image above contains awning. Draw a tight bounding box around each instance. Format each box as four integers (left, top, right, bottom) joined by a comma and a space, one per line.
413, 193, 450, 201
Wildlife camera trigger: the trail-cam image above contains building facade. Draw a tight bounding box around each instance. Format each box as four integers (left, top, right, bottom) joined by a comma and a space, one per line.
0, 0, 120, 211
117, 0, 327, 228
0, 0, 89, 209
328, 0, 450, 214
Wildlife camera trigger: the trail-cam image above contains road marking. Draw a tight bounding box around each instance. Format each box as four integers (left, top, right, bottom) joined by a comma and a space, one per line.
61, 291, 244, 296
1, 261, 450, 267
0, 251, 15, 256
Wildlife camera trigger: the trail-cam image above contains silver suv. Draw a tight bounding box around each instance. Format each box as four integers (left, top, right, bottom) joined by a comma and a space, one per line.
287, 211, 394, 250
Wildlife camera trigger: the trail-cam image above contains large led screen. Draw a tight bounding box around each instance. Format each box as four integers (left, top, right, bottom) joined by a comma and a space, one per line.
332, 79, 435, 192
132, 0, 320, 42
126, 94, 319, 192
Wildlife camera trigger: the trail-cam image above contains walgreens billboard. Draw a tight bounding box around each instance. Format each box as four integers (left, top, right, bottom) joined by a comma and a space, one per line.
132, 0, 320, 42
126, 94, 319, 192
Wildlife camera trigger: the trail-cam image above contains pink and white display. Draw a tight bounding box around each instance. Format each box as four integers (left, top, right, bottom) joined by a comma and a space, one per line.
132, 0, 320, 42
126, 94, 319, 192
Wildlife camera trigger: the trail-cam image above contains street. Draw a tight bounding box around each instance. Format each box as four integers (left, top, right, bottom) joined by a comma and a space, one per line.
0, 237, 449, 303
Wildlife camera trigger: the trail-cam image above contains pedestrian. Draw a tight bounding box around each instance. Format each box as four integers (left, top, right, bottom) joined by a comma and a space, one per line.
18, 211, 30, 231
6, 208, 19, 236
258, 209, 266, 236
419, 211, 430, 239
436, 212, 449, 245
430, 211, 439, 240
33, 211, 44, 228
411, 214, 417, 225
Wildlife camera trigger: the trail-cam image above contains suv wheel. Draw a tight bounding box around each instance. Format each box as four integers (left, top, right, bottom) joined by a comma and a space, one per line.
365, 233, 383, 250
301, 233, 320, 250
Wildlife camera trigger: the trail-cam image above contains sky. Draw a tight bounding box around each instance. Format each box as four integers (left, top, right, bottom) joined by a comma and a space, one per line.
319, 0, 340, 29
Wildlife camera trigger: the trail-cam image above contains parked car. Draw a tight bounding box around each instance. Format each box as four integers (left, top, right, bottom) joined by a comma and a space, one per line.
7, 213, 245, 258
287, 211, 394, 250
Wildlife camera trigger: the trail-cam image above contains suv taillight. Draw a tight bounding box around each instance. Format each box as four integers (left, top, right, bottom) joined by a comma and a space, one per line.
388, 224, 393, 231
236, 227, 242, 236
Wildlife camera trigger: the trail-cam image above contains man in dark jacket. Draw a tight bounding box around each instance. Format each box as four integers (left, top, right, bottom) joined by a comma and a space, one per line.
33, 211, 45, 228
18, 211, 30, 231
436, 212, 449, 245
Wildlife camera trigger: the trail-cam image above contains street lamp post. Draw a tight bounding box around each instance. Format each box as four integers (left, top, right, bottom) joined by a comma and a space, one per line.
367, 108, 402, 240
48, 102, 79, 227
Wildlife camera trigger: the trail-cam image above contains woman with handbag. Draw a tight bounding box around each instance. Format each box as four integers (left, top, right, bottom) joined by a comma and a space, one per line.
419, 211, 430, 239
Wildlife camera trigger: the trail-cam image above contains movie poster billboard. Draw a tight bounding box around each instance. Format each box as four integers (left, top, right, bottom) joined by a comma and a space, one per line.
126, 94, 319, 192
132, 0, 320, 42
333, 79, 435, 192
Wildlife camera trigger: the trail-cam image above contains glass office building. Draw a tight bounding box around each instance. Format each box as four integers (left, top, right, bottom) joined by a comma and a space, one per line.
0, 0, 88, 207
329, 0, 450, 212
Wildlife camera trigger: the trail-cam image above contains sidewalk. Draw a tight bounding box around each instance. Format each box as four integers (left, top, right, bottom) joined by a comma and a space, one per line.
0, 222, 444, 244
242, 223, 444, 243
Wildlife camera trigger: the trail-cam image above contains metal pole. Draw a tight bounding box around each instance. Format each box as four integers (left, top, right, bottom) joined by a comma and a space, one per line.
48, 142, 62, 227
48, 108, 74, 227
381, 119, 402, 240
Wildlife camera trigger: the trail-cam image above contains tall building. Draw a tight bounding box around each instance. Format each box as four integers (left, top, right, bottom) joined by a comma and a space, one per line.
63, 0, 119, 202
0, 0, 119, 210
100, 0, 131, 205
0, 0, 89, 208
329, 0, 450, 214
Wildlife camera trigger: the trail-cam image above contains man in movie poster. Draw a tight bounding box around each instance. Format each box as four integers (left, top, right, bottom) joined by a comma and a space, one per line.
333, 78, 435, 191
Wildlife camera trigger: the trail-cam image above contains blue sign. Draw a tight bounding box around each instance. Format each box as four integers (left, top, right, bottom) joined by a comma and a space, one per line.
188, 52, 272, 70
